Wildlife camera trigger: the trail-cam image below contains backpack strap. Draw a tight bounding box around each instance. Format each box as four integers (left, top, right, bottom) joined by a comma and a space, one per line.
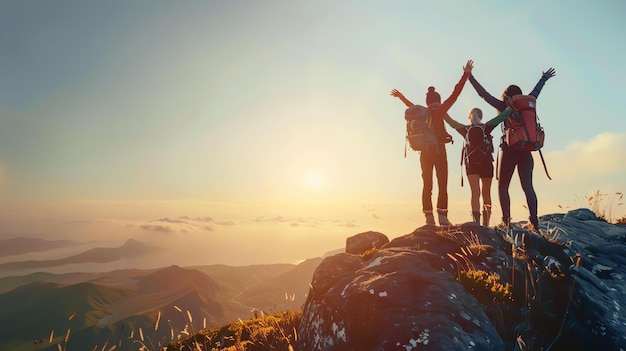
495, 145, 500, 181
404, 137, 407, 158
460, 145, 465, 187
538, 149, 552, 180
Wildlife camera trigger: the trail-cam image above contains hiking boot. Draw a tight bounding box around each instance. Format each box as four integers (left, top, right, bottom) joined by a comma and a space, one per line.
437, 209, 451, 226
472, 211, 480, 224
425, 213, 436, 226
529, 216, 540, 232
482, 210, 491, 227
438, 214, 451, 226
497, 217, 511, 231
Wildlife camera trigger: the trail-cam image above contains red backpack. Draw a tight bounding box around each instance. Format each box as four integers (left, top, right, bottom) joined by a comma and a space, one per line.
501, 94, 551, 179
504, 95, 545, 151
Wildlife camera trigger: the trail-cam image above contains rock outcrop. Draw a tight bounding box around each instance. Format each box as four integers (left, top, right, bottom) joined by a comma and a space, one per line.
297, 209, 626, 350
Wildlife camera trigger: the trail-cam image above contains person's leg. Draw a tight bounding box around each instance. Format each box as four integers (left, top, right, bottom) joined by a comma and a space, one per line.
517, 151, 538, 229
481, 177, 493, 226
498, 148, 517, 226
467, 174, 481, 212
467, 174, 481, 223
434, 146, 450, 225
420, 150, 436, 225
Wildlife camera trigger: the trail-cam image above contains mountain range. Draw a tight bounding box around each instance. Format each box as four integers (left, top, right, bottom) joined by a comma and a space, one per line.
0, 238, 163, 270
0, 258, 322, 351
0, 237, 80, 257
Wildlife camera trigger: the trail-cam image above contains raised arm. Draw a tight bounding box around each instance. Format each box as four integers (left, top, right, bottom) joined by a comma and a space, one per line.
483, 107, 515, 132
528, 67, 556, 98
443, 113, 465, 132
438, 60, 473, 113
390, 89, 414, 107
468, 75, 507, 112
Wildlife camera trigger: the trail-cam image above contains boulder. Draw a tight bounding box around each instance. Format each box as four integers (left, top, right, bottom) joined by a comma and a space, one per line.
345, 231, 389, 255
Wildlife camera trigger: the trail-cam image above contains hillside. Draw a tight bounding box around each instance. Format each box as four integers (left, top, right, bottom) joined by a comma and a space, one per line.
0, 280, 132, 351
0, 260, 319, 351
230, 257, 322, 312
0, 271, 99, 294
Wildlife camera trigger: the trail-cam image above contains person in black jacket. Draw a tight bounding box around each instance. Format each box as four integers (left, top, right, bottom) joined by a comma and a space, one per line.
444, 108, 513, 226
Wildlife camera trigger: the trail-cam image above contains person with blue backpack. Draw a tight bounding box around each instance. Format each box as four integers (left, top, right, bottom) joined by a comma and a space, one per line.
467, 68, 556, 231
443, 107, 514, 226
390, 60, 473, 226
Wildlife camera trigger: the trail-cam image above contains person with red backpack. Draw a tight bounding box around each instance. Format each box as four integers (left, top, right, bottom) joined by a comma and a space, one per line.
391, 60, 473, 226
467, 68, 556, 231
443, 107, 514, 226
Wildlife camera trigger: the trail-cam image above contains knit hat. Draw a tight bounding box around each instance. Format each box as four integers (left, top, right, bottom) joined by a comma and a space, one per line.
426, 86, 441, 106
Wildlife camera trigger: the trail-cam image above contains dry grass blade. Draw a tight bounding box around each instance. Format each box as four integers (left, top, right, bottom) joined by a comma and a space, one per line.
49, 330, 55, 343
155, 311, 161, 331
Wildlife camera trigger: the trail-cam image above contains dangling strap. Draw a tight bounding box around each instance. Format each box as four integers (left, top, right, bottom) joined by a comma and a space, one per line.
538, 149, 552, 180
460, 145, 465, 187
404, 137, 407, 158
495, 143, 501, 181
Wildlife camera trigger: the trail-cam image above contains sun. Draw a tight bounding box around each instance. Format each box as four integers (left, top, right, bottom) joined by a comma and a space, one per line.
304, 171, 324, 190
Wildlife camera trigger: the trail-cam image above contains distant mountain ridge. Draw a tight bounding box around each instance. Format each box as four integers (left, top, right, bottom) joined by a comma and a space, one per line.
0, 239, 163, 270
0, 237, 80, 257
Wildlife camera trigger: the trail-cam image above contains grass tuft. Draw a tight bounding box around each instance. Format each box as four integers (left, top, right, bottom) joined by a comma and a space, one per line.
459, 269, 512, 303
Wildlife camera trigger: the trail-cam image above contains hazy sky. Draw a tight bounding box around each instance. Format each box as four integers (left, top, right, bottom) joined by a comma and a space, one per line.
1, 1, 624, 267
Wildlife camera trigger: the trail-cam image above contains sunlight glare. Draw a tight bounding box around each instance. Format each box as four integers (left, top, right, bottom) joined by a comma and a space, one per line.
304, 171, 324, 190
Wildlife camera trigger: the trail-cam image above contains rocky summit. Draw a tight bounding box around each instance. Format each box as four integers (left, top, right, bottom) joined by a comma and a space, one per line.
296, 209, 626, 351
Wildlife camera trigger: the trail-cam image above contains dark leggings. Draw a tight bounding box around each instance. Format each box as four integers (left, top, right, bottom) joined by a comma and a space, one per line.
420, 145, 448, 213
498, 147, 537, 221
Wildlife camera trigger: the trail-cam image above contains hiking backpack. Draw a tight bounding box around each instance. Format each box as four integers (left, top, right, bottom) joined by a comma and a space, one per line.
500, 94, 551, 179
460, 124, 494, 186
504, 95, 545, 151
462, 124, 494, 165
404, 104, 438, 156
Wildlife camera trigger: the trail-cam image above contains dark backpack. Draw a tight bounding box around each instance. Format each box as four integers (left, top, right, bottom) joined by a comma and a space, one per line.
462, 124, 494, 166
459, 124, 494, 186
404, 104, 437, 155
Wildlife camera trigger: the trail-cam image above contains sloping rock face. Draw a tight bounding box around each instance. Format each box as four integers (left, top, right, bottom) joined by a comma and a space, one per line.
296, 208, 626, 350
